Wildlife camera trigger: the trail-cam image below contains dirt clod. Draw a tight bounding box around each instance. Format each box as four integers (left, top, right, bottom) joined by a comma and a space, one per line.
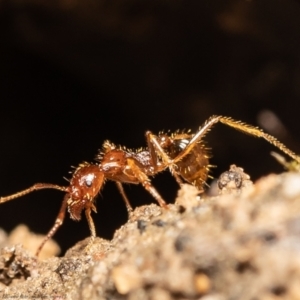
1, 172, 300, 299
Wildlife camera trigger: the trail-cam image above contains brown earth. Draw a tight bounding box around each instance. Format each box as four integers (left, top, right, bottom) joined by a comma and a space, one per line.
0, 169, 300, 300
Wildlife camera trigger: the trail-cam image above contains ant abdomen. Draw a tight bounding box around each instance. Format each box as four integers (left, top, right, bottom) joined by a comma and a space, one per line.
177, 145, 210, 190
158, 133, 210, 190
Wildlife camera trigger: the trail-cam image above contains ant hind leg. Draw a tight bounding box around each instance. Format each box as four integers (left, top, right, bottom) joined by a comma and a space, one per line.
145, 131, 184, 186
169, 115, 300, 165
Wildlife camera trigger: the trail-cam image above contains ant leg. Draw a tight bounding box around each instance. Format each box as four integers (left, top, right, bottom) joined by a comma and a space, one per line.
271, 151, 300, 172
218, 116, 300, 163
169, 168, 184, 186
35, 194, 68, 257
127, 158, 168, 208
168, 115, 300, 165
145, 131, 171, 171
0, 183, 67, 203
145, 131, 185, 186
115, 182, 133, 212
85, 207, 96, 251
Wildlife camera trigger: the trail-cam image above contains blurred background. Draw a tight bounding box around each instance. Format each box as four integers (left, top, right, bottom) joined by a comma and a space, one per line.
0, 0, 300, 254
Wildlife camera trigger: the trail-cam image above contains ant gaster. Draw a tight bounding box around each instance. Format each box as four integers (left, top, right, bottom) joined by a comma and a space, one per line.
1, 116, 300, 256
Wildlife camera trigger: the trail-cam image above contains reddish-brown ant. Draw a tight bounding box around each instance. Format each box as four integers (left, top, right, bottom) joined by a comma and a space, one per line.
1, 115, 299, 257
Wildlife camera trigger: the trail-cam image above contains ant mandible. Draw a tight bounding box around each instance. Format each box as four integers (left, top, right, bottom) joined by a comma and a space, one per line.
1, 115, 299, 257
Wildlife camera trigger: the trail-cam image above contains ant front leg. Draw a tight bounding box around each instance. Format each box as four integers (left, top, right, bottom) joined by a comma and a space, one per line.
0, 183, 68, 257
84, 206, 96, 251
36, 194, 68, 257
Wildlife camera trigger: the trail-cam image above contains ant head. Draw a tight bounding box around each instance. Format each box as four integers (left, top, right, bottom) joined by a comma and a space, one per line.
67, 163, 104, 221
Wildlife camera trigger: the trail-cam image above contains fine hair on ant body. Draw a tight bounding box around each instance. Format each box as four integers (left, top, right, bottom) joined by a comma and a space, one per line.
1, 115, 299, 257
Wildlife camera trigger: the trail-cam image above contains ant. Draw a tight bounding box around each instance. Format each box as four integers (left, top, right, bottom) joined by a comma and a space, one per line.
1, 115, 299, 257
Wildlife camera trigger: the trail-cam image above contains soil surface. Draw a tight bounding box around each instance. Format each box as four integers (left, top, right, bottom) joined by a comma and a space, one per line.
0, 169, 300, 300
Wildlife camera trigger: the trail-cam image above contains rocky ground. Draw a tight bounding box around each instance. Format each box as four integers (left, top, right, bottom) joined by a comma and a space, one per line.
0, 168, 300, 300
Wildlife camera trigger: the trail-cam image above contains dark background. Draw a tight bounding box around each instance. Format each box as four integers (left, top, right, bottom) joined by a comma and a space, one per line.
0, 0, 300, 254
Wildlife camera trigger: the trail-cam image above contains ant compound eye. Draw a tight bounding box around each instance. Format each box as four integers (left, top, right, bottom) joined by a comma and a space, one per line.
85, 179, 92, 187
84, 174, 94, 187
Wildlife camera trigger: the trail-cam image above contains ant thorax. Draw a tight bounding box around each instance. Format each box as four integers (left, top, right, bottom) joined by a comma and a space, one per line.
98, 141, 156, 182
